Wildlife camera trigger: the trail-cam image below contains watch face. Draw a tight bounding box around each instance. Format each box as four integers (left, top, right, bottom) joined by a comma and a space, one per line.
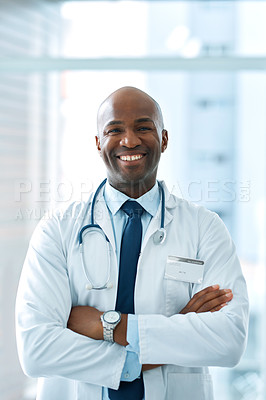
104, 311, 120, 324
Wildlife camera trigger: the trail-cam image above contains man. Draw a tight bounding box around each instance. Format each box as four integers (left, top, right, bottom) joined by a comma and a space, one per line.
16, 87, 249, 400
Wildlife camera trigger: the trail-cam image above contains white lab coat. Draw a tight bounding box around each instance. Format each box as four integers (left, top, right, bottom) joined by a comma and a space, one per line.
16, 181, 249, 400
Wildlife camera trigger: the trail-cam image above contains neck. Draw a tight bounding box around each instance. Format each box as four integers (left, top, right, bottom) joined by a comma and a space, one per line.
108, 178, 156, 199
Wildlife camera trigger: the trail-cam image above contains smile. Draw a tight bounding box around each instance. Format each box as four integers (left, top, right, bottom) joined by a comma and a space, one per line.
118, 154, 145, 162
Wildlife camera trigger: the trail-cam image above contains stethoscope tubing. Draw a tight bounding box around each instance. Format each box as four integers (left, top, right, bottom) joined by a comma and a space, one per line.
78, 179, 166, 290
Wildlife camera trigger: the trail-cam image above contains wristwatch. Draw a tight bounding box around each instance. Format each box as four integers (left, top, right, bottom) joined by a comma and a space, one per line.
100, 310, 121, 343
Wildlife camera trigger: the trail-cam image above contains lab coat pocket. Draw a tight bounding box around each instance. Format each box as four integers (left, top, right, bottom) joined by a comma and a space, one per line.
165, 256, 204, 284
166, 373, 214, 400
164, 256, 204, 316
164, 276, 191, 316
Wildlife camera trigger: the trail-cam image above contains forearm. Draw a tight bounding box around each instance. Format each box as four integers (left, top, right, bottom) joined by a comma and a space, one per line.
138, 305, 248, 367
16, 314, 126, 389
67, 306, 128, 345
67, 285, 234, 372
67, 307, 161, 372
16, 254, 126, 388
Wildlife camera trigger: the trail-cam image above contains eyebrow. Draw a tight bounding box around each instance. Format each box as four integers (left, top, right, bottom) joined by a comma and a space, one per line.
106, 117, 153, 126
104, 117, 154, 129
105, 120, 123, 127
135, 118, 154, 124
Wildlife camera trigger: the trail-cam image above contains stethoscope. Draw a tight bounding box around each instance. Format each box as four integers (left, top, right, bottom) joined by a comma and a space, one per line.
78, 178, 166, 290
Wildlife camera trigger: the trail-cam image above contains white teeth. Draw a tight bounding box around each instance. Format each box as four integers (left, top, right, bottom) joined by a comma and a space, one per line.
120, 154, 143, 161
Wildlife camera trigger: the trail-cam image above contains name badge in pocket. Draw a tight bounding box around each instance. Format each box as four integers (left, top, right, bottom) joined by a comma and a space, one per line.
164, 256, 204, 284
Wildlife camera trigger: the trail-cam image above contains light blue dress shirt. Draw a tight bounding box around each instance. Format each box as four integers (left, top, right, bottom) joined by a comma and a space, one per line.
102, 181, 160, 400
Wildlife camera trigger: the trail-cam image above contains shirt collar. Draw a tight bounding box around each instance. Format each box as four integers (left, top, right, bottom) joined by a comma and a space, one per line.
104, 180, 160, 217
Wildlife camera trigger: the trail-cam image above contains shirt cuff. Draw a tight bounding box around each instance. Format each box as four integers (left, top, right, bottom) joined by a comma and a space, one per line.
120, 314, 141, 382
126, 314, 140, 354
121, 351, 142, 382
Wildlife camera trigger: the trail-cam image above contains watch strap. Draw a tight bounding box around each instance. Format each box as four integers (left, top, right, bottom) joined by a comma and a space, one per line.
103, 322, 115, 342
101, 314, 120, 343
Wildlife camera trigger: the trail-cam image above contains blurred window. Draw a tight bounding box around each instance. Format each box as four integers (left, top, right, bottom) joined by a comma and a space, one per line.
1, 1, 265, 400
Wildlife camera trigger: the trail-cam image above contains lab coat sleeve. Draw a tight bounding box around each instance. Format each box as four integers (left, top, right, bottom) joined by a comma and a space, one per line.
138, 212, 249, 368
15, 211, 126, 389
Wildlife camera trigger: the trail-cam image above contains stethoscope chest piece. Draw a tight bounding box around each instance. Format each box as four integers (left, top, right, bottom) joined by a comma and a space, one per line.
153, 228, 166, 245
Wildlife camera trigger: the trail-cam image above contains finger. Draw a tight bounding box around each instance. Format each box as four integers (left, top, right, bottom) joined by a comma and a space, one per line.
188, 285, 220, 305
197, 292, 233, 313
186, 288, 232, 312
179, 286, 233, 314
182, 285, 220, 310
210, 303, 227, 312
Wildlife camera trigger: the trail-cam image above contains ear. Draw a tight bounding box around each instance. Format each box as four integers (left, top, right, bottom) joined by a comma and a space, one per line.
161, 129, 168, 153
95, 135, 102, 155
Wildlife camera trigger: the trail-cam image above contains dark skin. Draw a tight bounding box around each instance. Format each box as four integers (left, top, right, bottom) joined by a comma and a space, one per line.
67, 285, 233, 371
95, 86, 168, 198
67, 87, 233, 371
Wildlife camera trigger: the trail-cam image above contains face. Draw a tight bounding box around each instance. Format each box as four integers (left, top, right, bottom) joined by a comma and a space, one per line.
96, 88, 168, 196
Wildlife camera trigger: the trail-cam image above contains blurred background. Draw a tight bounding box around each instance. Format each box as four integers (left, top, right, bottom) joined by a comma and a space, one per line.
0, 0, 265, 399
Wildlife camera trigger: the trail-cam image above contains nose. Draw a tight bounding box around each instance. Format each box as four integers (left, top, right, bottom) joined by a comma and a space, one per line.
120, 128, 141, 148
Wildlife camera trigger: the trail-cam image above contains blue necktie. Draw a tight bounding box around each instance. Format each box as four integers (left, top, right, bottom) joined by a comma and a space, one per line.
108, 200, 144, 400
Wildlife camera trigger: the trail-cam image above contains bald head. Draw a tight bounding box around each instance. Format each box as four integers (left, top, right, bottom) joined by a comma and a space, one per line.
95, 86, 168, 197
97, 86, 164, 136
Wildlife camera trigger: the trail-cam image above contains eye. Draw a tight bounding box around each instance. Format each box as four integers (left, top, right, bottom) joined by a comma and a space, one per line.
105, 128, 123, 136
137, 126, 152, 132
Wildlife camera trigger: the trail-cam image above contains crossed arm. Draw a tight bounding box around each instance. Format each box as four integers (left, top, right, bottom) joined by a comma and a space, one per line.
67, 285, 233, 370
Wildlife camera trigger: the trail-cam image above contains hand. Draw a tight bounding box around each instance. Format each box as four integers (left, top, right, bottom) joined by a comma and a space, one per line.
67, 306, 103, 340
179, 284, 233, 314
